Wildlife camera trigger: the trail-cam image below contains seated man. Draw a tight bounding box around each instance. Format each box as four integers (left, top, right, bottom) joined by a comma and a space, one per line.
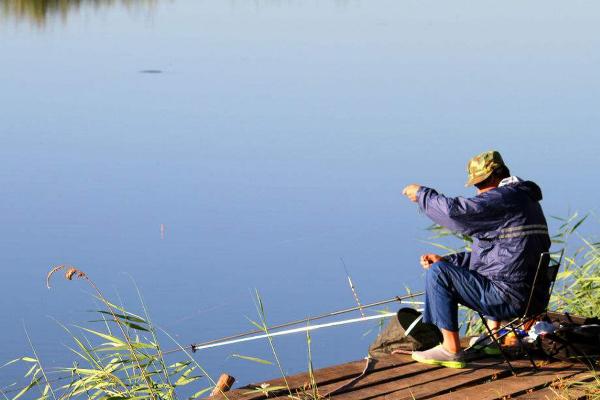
401, 150, 550, 368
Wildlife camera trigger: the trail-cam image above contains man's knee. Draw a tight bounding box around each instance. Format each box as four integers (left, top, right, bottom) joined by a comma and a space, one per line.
427, 260, 449, 276
426, 261, 451, 286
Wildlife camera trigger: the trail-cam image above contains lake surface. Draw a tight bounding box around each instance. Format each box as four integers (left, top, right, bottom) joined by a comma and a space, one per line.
1, 0, 599, 393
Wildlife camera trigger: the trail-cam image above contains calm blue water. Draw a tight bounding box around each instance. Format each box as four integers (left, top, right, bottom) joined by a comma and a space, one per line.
1, 0, 599, 393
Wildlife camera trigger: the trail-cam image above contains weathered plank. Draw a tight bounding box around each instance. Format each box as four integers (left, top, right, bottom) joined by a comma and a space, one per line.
512, 371, 597, 399
514, 387, 586, 400
209, 354, 412, 400
426, 363, 584, 400
222, 341, 492, 399
207, 336, 595, 400
309, 359, 443, 398
333, 359, 533, 400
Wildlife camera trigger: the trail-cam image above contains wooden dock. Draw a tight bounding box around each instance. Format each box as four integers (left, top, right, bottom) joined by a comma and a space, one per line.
209, 353, 595, 400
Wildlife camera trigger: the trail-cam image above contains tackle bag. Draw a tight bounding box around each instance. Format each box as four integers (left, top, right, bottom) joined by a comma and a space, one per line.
539, 324, 600, 365
369, 308, 442, 356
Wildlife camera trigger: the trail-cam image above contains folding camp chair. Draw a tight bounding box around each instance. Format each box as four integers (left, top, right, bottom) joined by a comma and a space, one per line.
468, 250, 565, 376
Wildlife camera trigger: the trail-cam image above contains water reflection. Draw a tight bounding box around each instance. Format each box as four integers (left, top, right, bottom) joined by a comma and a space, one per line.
1, 0, 158, 26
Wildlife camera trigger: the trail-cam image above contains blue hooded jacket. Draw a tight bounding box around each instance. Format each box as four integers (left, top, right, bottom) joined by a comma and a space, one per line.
416, 178, 551, 308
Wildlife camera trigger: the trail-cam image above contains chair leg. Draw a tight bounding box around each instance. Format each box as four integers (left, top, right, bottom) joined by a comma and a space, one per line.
478, 312, 518, 376
510, 324, 537, 371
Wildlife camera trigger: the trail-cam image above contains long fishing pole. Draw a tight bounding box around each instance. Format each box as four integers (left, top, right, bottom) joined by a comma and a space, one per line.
162, 291, 423, 355
191, 312, 400, 351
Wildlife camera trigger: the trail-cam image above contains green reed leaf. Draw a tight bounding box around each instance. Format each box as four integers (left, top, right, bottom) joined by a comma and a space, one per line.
230, 354, 273, 365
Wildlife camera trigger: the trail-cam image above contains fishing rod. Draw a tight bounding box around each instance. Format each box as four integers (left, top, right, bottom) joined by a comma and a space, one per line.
191, 312, 400, 351
162, 291, 424, 355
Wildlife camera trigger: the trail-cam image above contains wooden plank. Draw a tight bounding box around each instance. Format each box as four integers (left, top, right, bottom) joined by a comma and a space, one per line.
426, 363, 585, 400
312, 358, 444, 397
331, 359, 534, 400
209, 354, 412, 400
513, 386, 587, 400
512, 371, 597, 399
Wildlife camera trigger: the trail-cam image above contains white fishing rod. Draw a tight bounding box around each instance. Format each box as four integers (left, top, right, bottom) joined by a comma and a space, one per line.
191, 312, 401, 351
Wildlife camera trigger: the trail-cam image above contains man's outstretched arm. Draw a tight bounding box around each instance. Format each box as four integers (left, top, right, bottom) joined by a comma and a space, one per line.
403, 183, 503, 236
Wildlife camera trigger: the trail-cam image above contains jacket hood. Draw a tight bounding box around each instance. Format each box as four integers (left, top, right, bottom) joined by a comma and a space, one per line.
514, 180, 543, 202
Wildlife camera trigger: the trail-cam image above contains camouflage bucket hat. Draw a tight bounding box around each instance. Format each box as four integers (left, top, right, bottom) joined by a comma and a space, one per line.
465, 150, 505, 187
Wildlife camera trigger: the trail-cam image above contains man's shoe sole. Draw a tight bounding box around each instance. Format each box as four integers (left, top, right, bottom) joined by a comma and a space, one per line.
411, 353, 467, 369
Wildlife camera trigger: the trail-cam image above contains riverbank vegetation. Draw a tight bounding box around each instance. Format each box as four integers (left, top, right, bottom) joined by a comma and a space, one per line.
1, 0, 157, 26
1, 214, 598, 399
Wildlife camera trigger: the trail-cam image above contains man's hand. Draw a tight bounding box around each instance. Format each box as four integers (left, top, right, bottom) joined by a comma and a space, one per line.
420, 253, 444, 269
402, 184, 421, 202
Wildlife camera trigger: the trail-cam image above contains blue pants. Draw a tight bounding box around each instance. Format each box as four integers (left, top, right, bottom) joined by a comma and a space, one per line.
422, 261, 522, 332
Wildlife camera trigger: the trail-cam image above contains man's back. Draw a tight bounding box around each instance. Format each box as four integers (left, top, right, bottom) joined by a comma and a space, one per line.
467, 180, 550, 303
